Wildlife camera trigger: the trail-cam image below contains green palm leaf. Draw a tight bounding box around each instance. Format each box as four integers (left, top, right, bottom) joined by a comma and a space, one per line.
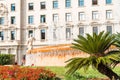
66, 31, 120, 75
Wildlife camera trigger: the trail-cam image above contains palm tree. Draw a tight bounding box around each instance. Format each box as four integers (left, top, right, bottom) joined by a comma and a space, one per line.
66, 31, 120, 79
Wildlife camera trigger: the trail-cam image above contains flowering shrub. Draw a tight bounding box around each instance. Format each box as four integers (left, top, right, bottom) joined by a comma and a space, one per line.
0, 66, 56, 80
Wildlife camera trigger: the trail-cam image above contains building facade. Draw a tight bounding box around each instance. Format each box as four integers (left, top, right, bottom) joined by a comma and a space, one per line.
0, 0, 120, 64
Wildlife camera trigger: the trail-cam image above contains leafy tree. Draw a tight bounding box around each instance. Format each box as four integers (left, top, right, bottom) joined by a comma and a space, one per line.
66, 31, 120, 79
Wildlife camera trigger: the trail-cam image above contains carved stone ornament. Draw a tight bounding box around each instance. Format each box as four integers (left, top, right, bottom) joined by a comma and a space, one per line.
0, 3, 7, 15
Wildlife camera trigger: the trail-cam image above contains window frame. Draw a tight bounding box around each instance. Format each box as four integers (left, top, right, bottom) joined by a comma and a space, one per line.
79, 27, 84, 36
0, 31, 4, 41
40, 2, 46, 9
92, 0, 98, 5
40, 15, 46, 23
11, 16, 16, 24
106, 0, 112, 4
53, 1, 58, 8
0, 17, 4, 25
11, 31, 15, 40
93, 26, 98, 34
92, 11, 99, 20
28, 3, 34, 10
11, 3, 15, 11
66, 13, 72, 22
28, 15, 34, 24
78, 0, 84, 6
53, 14, 59, 22
106, 10, 112, 19
65, 0, 71, 8
79, 12, 85, 21
106, 26, 112, 34
40, 29, 46, 40
66, 27, 71, 40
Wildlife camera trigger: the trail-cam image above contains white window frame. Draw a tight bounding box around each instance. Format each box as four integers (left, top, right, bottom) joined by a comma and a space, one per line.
66, 13, 72, 22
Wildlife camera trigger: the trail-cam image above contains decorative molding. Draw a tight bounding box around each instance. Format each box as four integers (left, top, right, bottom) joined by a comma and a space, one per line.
104, 21, 113, 25
26, 26, 35, 29
38, 24, 48, 29
66, 21, 73, 27
0, 3, 8, 15
89, 22, 101, 26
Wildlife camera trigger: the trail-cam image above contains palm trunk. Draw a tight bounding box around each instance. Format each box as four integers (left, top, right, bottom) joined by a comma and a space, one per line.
97, 63, 120, 80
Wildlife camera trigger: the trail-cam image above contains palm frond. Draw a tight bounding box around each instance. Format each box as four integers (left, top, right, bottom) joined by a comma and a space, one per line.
72, 31, 116, 55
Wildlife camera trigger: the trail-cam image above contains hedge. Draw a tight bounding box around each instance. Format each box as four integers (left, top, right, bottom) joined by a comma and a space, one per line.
0, 54, 15, 65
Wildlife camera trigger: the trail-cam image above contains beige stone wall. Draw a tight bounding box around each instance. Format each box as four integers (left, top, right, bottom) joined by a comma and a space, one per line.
26, 52, 89, 66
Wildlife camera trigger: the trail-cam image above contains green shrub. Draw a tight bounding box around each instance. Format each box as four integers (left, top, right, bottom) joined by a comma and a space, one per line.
0, 54, 15, 65
65, 72, 86, 80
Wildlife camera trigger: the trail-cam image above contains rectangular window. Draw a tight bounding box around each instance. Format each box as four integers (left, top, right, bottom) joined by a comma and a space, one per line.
40, 2, 46, 9
40, 15, 46, 23
106, 10, 112, 19
11, 16, 15, 24
28, 16, 34, 24
41, 29, 45, 40
65, 0, 71, 8
28, 3, 33, 10
53, 14, 58, 22
11, 31, 15, 40
92, 11, 99, 20
11, 3, 15, 11
79, 27, 84, 36
0, 31, 4, 40
79, 12, 85, 20
106, 0, 112, 4
107, 26, 112, 34
78, 0, 84, 6
66, 28, 71, 40
53, 29, 57, 40
92, 0, 98, 5
53, 1, 58, 8
93, 27, 98, 34
28, 30, 33, 37
66, 13, 72, 22
0, 17, 4, 25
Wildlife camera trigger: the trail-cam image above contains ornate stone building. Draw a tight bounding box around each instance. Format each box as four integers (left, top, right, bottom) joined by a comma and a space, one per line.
0, 0, 120, 64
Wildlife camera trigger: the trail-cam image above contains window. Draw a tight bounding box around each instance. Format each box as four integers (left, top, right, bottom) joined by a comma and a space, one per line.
53, 14, 58, 22
66, 13, 72, 22
11, 16, 15, 24
53, 29, 57, 40
11, 31, 15, 40
79, 12, 85, 20
41, 29, 45, 40
106, 0, 112, 4
53, 1, 58, 8
106, 10, 112, 19
0, 17, 4, 25
40, 15, 46, 23
28, 3, 33, 10
40, 2, 46, 9
92, 11, 99, 20
28, 30, 33, 37
79, 27, 84, 36
92, 0, 98, 5
78, 0, 84, 6
65, 0, 71, 8
93, 27, 98, 34
11, 3, 15, 11
66, 28, 71, 40
0, 31, 4, 40
28, 16, 34, 24
107, 26, 112, 34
